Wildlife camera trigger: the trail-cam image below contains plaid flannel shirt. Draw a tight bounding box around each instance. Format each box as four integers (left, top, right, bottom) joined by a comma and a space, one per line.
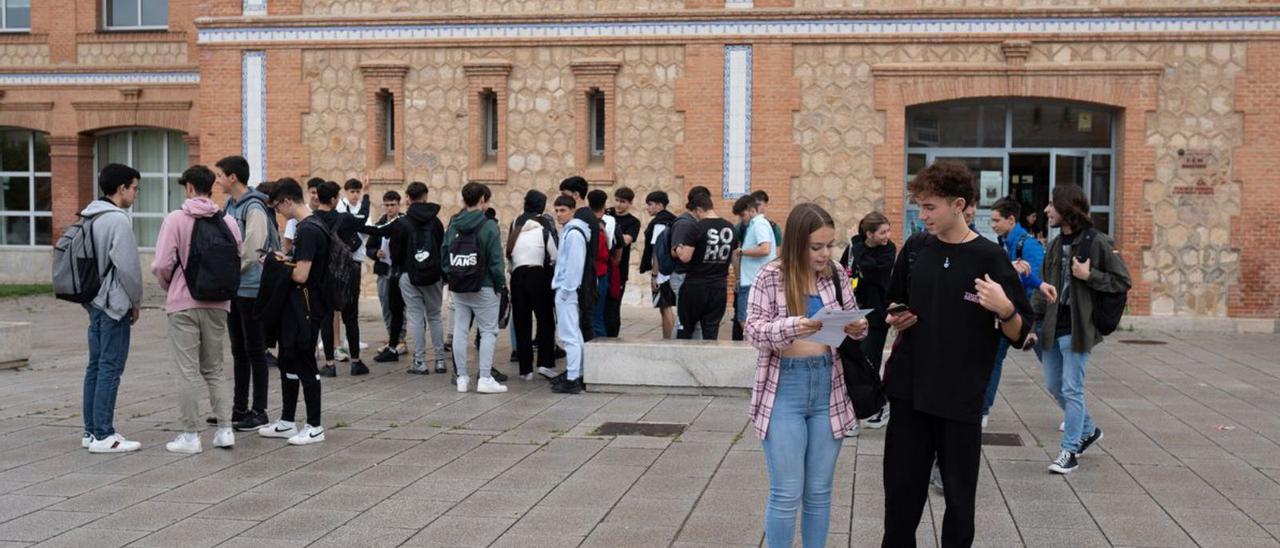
745, 261, 863, 440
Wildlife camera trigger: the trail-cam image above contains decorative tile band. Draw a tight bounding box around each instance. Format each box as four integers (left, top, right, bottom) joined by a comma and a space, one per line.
0, 72, 199, 86
723, 45, 751, 199
199, 16, 1280, 44
242, 51, 267, 186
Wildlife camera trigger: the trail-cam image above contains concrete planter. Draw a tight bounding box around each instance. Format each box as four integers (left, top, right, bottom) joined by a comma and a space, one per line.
0, 321, 31, 369
584, 338, 757, 395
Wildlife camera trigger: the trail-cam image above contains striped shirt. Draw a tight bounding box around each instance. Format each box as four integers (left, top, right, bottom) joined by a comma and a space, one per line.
745, 260, 864, 440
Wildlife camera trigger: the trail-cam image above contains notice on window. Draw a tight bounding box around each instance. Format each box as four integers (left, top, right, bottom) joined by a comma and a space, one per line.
1078, 112, 1093, 132
979, 171, 1003, 207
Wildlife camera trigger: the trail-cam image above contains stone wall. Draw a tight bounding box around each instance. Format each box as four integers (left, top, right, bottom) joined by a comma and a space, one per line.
302, 46, 684, 278
0, 45, 49, 66
77, 42, 189, 66
301, 0, 683, 15
796, 0, 1251, 7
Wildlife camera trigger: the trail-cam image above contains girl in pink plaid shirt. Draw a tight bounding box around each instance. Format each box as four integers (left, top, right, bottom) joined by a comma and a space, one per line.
745, 203, 868, 548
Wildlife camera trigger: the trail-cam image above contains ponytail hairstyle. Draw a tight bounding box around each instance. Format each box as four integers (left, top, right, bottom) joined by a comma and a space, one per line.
780, 203, 836, 317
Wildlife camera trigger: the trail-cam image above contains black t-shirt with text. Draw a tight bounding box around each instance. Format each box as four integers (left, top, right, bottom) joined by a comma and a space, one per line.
683, 217, 738, 284
669, 212, 698, 275
1055, 231, 1080, 338
886, 233, 1032, 423
291, 215, 331, 310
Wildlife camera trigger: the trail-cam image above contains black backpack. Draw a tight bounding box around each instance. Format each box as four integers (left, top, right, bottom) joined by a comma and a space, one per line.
237, 195, 280, 254
447, 224, 485, 293
1075, 229, 1127, 336
407, 220, 442, 287
52, 210, 122, 304
653, 221, 677, 276
301, 215, 353, 311
179, 212, 242, 301
831, 265, 887, 418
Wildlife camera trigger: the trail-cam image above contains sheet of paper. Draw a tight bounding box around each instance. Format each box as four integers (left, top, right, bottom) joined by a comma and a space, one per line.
802, 307, 874, 348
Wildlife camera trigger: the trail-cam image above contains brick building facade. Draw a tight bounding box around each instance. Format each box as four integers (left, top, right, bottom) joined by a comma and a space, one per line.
0, 0, 1277, 328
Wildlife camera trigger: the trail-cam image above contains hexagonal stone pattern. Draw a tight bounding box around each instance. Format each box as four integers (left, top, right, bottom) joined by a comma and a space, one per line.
77, 43, 188, 66
797, 0, 1249, 7
0, 44, 49, 67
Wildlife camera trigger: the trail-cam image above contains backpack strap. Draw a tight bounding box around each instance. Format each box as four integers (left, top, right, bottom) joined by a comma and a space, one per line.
830, 264, 845, 308
1015, 233, 1028, 260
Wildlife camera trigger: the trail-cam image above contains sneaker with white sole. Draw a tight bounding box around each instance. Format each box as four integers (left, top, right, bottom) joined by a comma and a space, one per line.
456, 375, 470, 393
213, 428, 235, 449
981, 413, 989, 429
335, 346, 350, 362
434, 359, 448, 374
1077, 427, 1103, 456
863, 404, 890, 429
81, 432, 91, 449
520, 373, 534, 381
1048, 450, 1078, 474
929, 462, 944, 493
1059, 421, 1065, 432
258, 420, 298, 439
537, 366, 558, 379
477, 376, 508, 394
166, 432, 202, 454
288, 424, 325, 445
88, 433, 142, 454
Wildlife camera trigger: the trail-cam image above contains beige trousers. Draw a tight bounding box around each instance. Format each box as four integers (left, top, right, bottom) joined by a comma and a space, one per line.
168, 308, 231, 432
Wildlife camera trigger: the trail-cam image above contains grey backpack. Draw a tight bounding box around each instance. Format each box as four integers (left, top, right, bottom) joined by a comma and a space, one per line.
52, 211, 120, 304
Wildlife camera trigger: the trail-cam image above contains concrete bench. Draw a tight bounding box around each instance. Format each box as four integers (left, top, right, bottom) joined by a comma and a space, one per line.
583, 338, 758, 395
0, 321, 31, 370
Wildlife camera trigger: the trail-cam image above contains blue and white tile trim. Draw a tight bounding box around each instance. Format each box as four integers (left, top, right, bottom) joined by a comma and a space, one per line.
723, 45, 751, 200
199, 16, 1280, 44
0, 72, 199, 86
244, 0, 267, 16
242, 51, 267, 187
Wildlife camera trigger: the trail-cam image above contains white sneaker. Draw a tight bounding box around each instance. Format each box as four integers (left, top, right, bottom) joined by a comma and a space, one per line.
88, 433, 142, 454
335, 347, 350, 362
520, 373, 534, 381
981, 414, 990, 429
864, 405, 890, 429
477, 376, 508, 394
845, 423, 860, 437
288, 424, 325, 445
1059, 421, 1066, 432
456, 376, 470, 393
213, 428, 235, 449
258, 420, 298, 439
395, 342, 407, 355
537, 367, 558, 379
166, 432, 202, 454
81, 432, 91, 449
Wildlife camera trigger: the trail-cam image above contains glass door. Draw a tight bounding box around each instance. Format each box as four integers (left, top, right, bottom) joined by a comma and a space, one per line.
1049, 150, 1088, 240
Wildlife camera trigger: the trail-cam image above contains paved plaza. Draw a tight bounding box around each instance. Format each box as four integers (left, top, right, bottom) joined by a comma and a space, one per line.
1, 293, 1279, 547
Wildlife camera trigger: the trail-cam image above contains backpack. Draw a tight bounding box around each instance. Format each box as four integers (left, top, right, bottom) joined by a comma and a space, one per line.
52, 211, 121, 304
301, 215, 353, 311
407, 220, 442, 287
1075, 229, 1128, 336
178, 212, 242, 301
567, 225, 598, 316
830, 265, 887, 418
654, 224, 677, 276
237, 195, 281, 254
448, 224, 485, 293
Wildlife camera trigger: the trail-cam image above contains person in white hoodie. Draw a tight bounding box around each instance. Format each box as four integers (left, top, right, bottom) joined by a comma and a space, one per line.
506, 190, 558, 381
80, 163, 145, 453
150, 165, 244, 454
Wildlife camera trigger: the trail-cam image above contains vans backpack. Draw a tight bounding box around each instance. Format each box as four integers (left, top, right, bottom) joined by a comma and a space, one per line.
301, 215, 354, 311
179, 211, 242, 301
447, 225, 485, 293
52, 211, 121, 304
408, 221, 443, 287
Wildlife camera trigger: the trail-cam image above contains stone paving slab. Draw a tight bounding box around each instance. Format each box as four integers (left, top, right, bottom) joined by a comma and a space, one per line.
1, 294, 1279, 547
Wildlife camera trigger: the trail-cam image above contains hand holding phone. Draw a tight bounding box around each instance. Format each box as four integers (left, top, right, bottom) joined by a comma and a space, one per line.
885, 302, 917, 331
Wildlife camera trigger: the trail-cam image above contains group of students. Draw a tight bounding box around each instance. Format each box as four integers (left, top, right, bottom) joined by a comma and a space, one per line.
744, 160, 1131, 548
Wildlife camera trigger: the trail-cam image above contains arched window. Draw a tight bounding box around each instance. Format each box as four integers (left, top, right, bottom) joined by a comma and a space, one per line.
0, 129, 51, 246
94, 129, 187, 248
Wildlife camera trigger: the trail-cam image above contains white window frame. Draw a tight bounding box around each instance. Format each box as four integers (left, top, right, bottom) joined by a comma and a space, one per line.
0, 129, 50, 248
0, 0, 31, 32
102, 0, 168, 31
93, 129, 186, 249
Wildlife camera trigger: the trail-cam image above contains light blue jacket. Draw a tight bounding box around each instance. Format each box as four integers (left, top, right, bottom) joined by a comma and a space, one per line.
999, 222, 1045, 296
552, 218, 589, 294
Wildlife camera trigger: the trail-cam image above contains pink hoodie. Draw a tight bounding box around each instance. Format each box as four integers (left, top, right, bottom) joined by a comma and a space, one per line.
151, 197, 243, 314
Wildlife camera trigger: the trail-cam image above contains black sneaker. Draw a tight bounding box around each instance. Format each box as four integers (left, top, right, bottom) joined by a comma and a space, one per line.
490, 368, 509, 383
434, 359, 448, 374
373, 347, 399, 363
554, 346, 566, 359
320, 365, 337, 378
350, 360, 370, 376
443, 341, 452, 354
1077, 428, 1104, 456
264, 351, 278, 369
233, 410, 269, 432
210, 409, 247, 426
1048, 450, 1079, 474
551, 375, 582, 394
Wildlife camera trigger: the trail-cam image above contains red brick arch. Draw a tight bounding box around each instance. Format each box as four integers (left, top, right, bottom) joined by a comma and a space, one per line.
871, 65, 1161, 315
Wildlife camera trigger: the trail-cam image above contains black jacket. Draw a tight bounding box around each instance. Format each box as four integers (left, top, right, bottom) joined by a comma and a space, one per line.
392, 203, 444, 275
840, 235, 897, 328
254, 254, 313, 357
364, 213, 402, 276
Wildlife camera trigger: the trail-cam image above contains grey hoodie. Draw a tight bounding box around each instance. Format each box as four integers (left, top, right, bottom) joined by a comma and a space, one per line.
80, 199, 144, 321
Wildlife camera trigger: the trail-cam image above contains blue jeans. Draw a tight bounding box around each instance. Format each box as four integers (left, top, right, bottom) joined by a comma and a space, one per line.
592, 273, 608, 338
555, 289, 583, 381
735, 285, 751, 323
983, 336, 1043, 415
1042, 334, 1097, 453
83, 306, 132, 440
762, 354, 843, 548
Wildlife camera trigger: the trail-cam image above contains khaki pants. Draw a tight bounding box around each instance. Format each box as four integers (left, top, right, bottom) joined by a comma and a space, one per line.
168, 308, 231, 432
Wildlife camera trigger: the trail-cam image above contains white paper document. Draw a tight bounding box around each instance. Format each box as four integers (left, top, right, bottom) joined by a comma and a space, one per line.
802, 307, 874, 347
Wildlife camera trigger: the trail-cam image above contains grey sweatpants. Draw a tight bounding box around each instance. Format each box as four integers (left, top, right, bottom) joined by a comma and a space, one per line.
451, 287, 500, 380
167, 308, 231, 432
399, 275, 445, 365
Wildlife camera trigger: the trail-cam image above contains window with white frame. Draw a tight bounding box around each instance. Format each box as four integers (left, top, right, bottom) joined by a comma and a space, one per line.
0, 129, 51, 246
588, 89, 606, 160
103, 0, 167, 30
482, 90, 499, 161
95, 129, 187, 248
1, 0, 30, 31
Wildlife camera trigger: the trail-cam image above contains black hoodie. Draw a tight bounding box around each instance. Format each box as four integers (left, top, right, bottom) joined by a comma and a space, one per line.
840, 234, 897, 328
360, 202, 444, 276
